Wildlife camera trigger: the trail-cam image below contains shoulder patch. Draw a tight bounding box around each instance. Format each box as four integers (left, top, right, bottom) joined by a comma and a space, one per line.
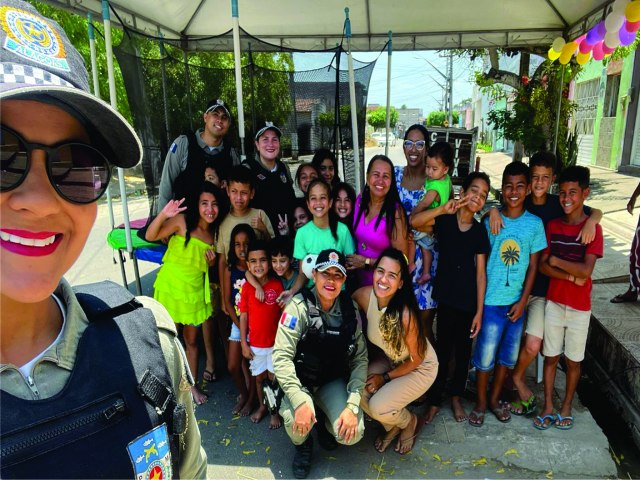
170, 142, 177, 153
280, 312, 297, 329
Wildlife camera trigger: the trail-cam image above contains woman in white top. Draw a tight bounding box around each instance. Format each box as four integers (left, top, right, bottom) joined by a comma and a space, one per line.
352, 248, 438, 455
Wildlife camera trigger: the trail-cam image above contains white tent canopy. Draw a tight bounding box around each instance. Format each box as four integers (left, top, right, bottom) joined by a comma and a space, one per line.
46, 0, 610, 51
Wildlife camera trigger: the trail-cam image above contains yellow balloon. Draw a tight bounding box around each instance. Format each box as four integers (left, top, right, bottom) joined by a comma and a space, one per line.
626, 0, 640, 22
559, 50, 573, 64
561, 41, 579, 55
548, 47, 561, 60
576, 51, 591, 65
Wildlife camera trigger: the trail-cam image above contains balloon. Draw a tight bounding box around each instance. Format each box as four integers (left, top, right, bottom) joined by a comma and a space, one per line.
625, 19, 640, 32
559, 49, 573, 64
592, 42, 605, 60
548, 47, 561, 60
575, 34, 586, 44
551, 36, 566, 52
586, 26, 601, 44
620, 22, 638, 44
579, 40, 594, 53
561, 41, 579, 55
605, 30, 621, 48
602, 43, 616, 53
613, 0, 630, 13
606, 12, 625, 31
576, 51, 591, 65
626, 1, 640, 23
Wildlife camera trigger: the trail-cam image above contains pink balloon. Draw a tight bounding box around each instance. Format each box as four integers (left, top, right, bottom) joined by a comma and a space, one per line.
593, 42, 605, 60
620, 22, 637, 45
575, 34, 587, 44
625, 19, 640, 32
579, 40, 594, 53
602, 42, 616, 53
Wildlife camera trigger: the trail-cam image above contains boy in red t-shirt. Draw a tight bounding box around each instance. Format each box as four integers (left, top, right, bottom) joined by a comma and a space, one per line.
240, 240, 284, 429
534, 166, 603, 431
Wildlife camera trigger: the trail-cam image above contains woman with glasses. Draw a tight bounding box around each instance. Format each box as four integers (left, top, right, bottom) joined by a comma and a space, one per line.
0, 1, 206, 477
311, 148, 340, 186
395, 124, 437, 342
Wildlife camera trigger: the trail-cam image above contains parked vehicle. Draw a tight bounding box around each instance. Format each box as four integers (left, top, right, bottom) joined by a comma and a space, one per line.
371, 131, 397, 147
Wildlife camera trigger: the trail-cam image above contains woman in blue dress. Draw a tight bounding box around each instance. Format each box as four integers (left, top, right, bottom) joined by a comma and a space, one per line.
394, 124, 437, 342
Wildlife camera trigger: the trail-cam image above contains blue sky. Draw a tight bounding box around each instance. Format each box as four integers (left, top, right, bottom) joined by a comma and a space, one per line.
294, 50, 482, 116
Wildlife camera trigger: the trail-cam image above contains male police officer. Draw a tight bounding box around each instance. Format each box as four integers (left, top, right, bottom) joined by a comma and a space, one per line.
158, 99, 241, 209
273, 249, 368, 479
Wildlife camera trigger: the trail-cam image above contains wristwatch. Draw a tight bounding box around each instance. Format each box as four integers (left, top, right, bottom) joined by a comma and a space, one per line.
346, 403, 360, 415
382, 372, 391, 384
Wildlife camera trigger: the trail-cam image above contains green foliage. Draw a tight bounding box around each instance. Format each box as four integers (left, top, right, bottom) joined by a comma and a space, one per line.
476, 142, 492, 152
475, 71, 507, 100
426, 110, 460, 126
607, 30, 640, 63
29, 1, 132, 122
367, 106, 398, 129
484, 61, 579, 169
29, 1, 295, 145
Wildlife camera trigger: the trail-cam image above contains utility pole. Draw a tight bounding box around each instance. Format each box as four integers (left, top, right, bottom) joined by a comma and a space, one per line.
423, 54, 453, 126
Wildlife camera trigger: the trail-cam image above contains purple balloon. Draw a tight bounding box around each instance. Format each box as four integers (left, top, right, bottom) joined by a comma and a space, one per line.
586, 26, 600, 44
597, 21, 607, 39
619, 22, 637, 46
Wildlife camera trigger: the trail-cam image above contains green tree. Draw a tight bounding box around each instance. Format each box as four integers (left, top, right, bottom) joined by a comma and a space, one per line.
30, 1, 132, 121
426, 110, 460, 126
367, 106, 398, 129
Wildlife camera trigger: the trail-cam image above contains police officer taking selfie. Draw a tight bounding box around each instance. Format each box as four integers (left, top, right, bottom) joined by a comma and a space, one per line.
272, 249, 368, 479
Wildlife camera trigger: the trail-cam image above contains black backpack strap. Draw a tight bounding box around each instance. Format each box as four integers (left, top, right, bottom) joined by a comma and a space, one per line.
299, 288, 323, 330
73, 281, 185, 473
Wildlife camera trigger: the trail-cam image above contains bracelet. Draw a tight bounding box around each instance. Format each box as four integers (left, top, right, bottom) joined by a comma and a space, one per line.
382, 372, 391, 384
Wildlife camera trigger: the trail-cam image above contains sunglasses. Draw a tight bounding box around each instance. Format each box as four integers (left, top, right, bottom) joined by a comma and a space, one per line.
1, 126, 111, 204
403, 140, 426, 151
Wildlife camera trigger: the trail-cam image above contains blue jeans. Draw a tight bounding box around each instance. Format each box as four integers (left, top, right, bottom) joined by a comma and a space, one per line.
472, 305, 524, 371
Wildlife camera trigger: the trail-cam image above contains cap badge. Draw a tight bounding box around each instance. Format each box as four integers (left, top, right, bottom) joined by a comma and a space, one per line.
1, 6, 69, 71
329, 252, 339, 262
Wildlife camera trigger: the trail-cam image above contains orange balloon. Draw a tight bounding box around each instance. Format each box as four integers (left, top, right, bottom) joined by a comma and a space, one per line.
561, 41, 579, 55
559, 50, 573, 64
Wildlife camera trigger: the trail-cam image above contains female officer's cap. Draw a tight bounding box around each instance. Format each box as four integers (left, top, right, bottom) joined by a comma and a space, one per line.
0, 0, 142, 168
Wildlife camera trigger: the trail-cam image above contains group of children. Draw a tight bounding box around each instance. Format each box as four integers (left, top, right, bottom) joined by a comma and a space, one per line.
414, 153, 602, 431
149, 141, 603, 435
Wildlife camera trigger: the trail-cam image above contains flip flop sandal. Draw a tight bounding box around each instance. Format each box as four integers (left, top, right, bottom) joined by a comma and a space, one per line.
610, 292, 638, 303
203, 369, 217, 383
511, 395, 537, 416
492, 405, 511, 423
533, 414, 557, 430
554, 414, 574, 430
468, 410, 485, 427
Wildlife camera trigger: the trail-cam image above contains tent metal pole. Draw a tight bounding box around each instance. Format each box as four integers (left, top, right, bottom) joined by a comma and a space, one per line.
552, 64, 565, 156
232, 0, 246, 159
158, 29, 171, 147
102, 0, 141, 295
345, 7, 361, 194
89, 11, 123, 285
385, 31, 392, 157
88, 13, 115, 232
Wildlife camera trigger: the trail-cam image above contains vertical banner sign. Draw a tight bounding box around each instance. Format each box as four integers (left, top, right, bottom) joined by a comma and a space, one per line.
428, 127, 478, 183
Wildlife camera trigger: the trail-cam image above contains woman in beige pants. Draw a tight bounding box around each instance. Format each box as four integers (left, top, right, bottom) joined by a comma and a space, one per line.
353, 248, 438, 454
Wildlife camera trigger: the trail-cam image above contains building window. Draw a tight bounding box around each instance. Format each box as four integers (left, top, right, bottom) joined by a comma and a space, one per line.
574, 79, 598, 135
603, 74, 621, 118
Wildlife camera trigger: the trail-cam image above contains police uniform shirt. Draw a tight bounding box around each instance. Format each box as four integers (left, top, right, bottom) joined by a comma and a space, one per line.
158, 128, 240, 210
272, 287, 368, 411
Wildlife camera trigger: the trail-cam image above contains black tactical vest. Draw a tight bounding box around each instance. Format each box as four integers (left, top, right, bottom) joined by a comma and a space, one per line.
293, 289, 358, 389
0, 282, 185, 479
173, 130, 235, 201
